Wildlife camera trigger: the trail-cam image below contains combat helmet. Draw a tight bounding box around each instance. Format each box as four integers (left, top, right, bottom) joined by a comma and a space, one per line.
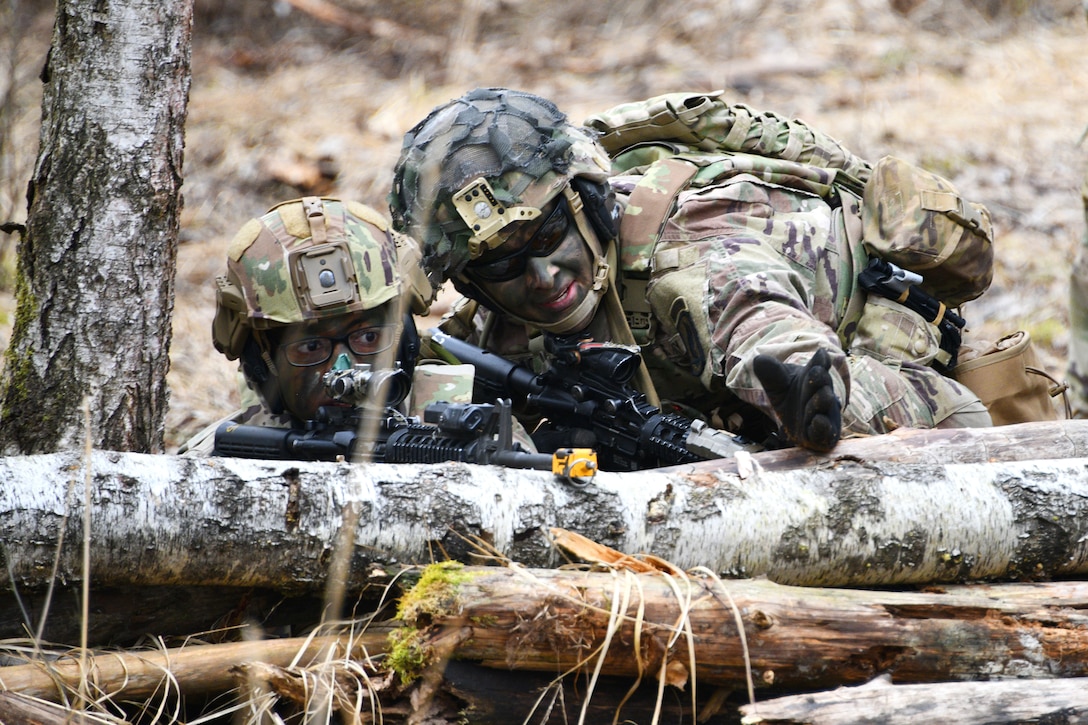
390, 87, 618, 334
212, 196, 430, 413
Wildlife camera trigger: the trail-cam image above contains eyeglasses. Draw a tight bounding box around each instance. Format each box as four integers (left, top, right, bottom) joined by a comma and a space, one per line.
465, 193, 571, 283
279, 325, 396, 367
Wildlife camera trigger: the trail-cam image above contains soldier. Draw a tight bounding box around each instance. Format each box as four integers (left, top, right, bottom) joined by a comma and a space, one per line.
180, 196, 434, 456
389, 88, 992, 453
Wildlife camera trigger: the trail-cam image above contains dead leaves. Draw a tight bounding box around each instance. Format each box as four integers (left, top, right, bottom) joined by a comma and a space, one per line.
550, 527, 683, 576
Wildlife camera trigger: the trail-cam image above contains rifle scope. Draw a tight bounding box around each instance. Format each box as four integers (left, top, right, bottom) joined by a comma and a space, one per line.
323, 365, 411, 408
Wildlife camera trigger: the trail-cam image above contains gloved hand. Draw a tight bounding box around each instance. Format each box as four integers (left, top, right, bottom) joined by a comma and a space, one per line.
753, 349, 842, 452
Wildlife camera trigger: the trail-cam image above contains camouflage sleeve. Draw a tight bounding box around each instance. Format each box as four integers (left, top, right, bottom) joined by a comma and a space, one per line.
698, 253, 986, 435
646, 177, 852, 418
177, 402, 279, 456
647, 173, 988, 436
707, 252, 852, 414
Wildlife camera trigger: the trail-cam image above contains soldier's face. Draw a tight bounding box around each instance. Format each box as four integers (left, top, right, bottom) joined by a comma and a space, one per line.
272, 310, 393, 421
466, 196, 595, 326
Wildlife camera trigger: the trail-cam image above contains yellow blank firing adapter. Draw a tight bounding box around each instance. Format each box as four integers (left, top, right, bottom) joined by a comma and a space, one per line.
553, 448, 598, 484
453, 177, 541, 259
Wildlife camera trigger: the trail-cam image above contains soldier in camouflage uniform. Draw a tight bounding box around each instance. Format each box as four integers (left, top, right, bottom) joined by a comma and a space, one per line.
390, 88, 992, 453
180, 196, 436, 455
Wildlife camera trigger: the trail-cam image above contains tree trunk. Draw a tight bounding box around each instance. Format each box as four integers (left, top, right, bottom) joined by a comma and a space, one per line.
4, 429, 1088, 593
0, 0, 191, 455
739, 676, 1088, 724
0, 0, 43, 230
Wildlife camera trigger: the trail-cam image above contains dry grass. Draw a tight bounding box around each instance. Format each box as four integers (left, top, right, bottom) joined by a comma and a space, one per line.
0, 0, 1085, 451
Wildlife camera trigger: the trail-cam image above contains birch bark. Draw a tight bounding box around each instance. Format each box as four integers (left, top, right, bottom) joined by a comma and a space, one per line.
0, 0, 192, 454
3, 434, 1088, 590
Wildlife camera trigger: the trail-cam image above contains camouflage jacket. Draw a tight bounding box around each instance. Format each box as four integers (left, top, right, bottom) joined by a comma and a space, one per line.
456, 149, 989, 439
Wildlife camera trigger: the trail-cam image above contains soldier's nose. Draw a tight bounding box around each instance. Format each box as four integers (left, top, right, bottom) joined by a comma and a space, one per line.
524, 256, 556, 288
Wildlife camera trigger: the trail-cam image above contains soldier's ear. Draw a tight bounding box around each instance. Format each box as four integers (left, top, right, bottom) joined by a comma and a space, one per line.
241, 336, 270, 384
241, 334, 287, 415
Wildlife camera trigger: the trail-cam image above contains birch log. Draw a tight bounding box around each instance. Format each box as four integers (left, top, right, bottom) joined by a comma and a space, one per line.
739, 676, 1088, 724
678, 418, 1088, 473
3, 427, 1088, 592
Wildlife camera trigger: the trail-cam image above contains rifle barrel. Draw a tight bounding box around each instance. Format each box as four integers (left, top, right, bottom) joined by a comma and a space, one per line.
430, 329, 542, 399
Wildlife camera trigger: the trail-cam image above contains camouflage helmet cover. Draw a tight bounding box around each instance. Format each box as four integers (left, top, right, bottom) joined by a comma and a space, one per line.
213, 197, 403, 361
389, 87, 612, 289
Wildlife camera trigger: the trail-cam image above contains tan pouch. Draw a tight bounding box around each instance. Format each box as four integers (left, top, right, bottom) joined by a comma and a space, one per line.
952, 331, 1067, 425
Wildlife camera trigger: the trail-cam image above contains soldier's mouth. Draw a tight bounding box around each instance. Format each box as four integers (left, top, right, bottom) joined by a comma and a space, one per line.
540, 281, 578, 312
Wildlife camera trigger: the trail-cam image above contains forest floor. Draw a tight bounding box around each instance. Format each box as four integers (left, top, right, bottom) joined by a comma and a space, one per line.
0, 0, 1086, 450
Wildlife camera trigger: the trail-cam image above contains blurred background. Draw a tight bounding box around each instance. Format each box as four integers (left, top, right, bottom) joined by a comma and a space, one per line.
0, 0, 1085, 450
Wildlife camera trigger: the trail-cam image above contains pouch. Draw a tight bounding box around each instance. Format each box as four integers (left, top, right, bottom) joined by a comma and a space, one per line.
952, 331, 1066, 425
862, 155, 994, 306
850, 295, 945, 367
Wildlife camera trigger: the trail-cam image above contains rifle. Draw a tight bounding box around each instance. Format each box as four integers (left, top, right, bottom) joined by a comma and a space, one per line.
429, 329, 759, 471
213, 364, 597, 481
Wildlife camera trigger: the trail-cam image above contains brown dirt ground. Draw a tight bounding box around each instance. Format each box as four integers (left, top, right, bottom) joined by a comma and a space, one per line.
1, 0, 1086, 451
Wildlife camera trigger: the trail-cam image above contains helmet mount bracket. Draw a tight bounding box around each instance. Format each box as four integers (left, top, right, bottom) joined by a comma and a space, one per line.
452, 177, 541, 259
290, 241, 359, 312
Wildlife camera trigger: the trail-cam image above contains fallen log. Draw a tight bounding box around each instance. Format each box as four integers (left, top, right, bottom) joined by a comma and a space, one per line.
0, 630, 390, 703
0, 692, 117, 724
739, 676, 1088, 724
3, 427, 1088, 593
678, 418, 1088, 473
239, 658, 750, 724
5, 568, 1088, 722
395, 566, 1088, 694
0, 626, 743, 723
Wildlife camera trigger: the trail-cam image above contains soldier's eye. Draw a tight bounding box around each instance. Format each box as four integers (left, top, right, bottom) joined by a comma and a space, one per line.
283, 338, 332, 366
348, 326, 396, 355
466, 196, 570, 283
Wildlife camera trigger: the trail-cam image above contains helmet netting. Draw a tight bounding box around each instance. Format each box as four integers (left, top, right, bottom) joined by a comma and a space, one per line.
390, 88, 588, 287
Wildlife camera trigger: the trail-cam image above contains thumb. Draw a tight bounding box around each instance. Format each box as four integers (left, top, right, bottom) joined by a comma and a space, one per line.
807, 348, 833, 384
753, 354, 793, 406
